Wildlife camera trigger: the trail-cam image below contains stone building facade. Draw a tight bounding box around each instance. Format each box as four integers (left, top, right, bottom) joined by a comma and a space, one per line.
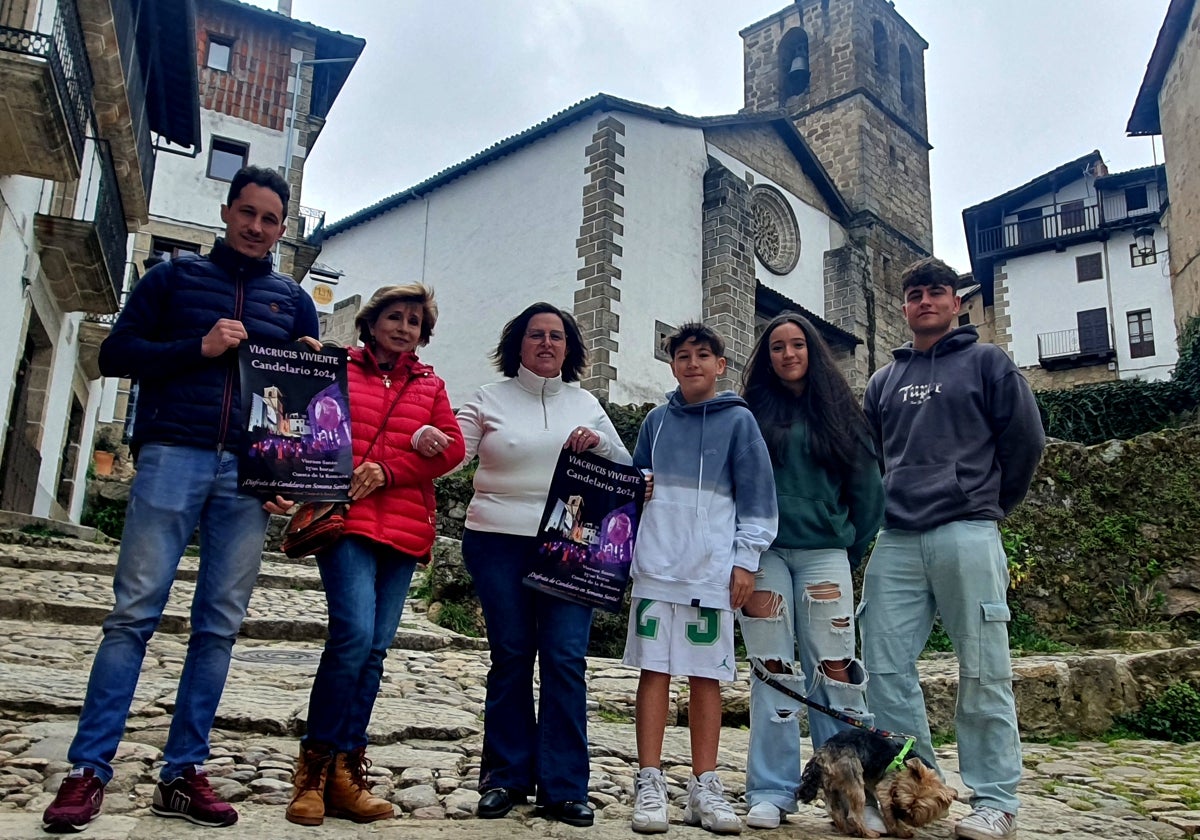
1128, 0, 1200, 326
740, 0, 933, 383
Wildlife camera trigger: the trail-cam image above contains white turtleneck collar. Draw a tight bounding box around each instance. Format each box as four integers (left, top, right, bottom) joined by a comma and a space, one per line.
515, 363, 565, 395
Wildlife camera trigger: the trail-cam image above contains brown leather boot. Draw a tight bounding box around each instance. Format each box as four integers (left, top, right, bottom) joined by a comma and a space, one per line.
285, 742, 333, 826
325, 747, 394, 823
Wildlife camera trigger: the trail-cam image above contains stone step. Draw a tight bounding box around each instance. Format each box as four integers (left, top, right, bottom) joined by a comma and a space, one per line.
0, 540, 324, 591
0, 559, 484, 652
0, 619, 485, 744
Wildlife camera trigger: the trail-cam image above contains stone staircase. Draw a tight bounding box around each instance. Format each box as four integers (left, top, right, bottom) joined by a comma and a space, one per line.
0, 528, 1197, 839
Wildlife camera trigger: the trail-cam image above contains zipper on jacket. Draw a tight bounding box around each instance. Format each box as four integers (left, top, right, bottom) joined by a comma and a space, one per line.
540, 379, 549, 429
216, 270, 247, 449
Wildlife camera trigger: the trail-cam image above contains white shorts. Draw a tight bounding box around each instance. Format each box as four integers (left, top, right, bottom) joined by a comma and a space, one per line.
622, 598, 737, 681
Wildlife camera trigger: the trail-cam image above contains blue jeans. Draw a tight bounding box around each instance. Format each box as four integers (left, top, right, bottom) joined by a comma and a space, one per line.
461, 529, 593, 803
739, 547, 873, 810
859, 520, 1021, 815
304, 535, 418, 751
68, 445, 269, 783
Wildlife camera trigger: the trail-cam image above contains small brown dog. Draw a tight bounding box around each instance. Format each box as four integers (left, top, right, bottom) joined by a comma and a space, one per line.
798, 729, 957, 838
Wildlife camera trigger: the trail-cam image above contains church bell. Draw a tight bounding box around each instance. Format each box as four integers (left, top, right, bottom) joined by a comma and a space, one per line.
787, 51, 810, 91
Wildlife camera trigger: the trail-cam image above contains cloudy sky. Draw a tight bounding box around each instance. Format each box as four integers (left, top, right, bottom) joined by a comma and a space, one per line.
248, 0, 1171, 272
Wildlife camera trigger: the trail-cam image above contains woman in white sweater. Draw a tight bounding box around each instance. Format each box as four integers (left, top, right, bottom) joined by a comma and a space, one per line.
457, 302, 630, 828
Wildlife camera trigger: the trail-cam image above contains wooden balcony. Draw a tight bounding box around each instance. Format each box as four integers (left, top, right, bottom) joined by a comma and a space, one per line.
975, 204, 1103, 260
34, 141, 128, 315
0, 0, 93, 181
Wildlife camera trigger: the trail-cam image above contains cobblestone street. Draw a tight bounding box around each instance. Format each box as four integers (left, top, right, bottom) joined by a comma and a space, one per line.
0, 532, 1197, 839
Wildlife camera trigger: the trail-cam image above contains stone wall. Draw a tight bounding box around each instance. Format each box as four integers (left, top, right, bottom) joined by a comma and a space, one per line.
1158, 0, 1200, 322
1021, 363, 1118, 392
1008, 425, 1200, 637
701, 158, 757, 389
703, 124, 831, 215
574, 117, 626, 399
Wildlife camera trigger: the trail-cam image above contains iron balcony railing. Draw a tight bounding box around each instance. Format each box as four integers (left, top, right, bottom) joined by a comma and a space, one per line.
0, 0, 94, 168
83, 140, 130, 304
1037, 325, 1116, 361
298, 205, 326, 239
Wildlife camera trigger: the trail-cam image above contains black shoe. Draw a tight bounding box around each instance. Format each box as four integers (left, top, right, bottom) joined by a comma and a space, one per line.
478, 787, 526, 819
539, 800, 595, 827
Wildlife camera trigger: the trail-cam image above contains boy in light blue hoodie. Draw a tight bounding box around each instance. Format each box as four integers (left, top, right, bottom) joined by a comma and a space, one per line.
623, 323, 778, 835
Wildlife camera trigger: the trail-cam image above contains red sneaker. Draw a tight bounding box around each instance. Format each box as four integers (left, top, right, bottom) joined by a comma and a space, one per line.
150, 766, 238, 827
42, 767, 104, 833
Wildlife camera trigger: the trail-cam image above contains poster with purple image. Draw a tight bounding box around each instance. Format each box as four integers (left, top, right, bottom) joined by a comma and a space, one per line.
525, 449, 645, 612
236, 341, 352, 501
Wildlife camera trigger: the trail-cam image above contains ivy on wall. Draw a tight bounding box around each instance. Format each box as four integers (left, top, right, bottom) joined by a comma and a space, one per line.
1035, 317, 1200, 445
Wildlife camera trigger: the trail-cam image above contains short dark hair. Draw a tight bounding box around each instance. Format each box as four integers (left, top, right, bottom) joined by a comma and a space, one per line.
665, 322, 725, 359
355, 283, 438, 347
227, 165, 290, 215
492, 302, 587, 382
900, 256, 960, 292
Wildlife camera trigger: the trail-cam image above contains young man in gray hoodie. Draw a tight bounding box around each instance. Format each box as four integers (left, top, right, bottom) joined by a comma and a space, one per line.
860, 257, 1045, 840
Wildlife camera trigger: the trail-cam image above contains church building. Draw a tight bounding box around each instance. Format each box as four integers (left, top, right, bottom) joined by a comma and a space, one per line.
307, 0, 932, 405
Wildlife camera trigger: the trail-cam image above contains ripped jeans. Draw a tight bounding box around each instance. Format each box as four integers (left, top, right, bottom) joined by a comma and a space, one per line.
738, 547, 872, 811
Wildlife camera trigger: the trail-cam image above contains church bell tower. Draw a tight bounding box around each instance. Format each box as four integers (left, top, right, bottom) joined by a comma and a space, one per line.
741, 0, 934, 380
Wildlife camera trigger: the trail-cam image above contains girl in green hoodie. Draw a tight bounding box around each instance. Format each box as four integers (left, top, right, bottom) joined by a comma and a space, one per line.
738, 312, 885, 830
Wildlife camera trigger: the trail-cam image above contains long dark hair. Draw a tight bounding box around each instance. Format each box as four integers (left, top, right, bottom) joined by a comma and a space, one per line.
741, 312, 869, 474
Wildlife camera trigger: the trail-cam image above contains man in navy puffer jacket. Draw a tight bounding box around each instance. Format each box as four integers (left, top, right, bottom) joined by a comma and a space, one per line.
43, 166, 319, 833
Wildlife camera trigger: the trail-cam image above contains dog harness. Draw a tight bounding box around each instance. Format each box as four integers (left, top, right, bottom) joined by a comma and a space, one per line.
885, 736, 917, 773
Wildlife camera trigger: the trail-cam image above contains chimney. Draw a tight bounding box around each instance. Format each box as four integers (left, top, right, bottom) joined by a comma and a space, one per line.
277, 0, 292, 16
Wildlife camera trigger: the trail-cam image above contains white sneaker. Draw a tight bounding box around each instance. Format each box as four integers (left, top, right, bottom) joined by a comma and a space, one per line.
632, 767, 670, 834
863, 804, 887, 834
684, 772, 742, 835
745, 802, 782, 829
955, 806, 1016, 840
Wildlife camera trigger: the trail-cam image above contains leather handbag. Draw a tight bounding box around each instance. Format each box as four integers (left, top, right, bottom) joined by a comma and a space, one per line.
280, 372, 416, 559
281, 501, 346, 558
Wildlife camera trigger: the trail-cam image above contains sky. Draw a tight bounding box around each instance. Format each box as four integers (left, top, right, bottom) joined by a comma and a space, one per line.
247, 0, 1172, 273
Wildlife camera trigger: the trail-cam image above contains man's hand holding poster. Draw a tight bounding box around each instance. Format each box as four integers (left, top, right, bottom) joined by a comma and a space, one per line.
237, 341, 352, 501
525, 449, 645, 612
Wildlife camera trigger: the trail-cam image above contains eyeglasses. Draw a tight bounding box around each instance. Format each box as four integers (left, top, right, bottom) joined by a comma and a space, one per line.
525, 330, 566, 343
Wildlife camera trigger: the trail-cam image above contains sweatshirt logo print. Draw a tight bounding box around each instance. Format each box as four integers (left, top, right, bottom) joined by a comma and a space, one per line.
898, 382, 942, 405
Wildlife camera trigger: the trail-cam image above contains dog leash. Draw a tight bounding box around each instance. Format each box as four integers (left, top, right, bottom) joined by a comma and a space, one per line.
750, 660, 917, 769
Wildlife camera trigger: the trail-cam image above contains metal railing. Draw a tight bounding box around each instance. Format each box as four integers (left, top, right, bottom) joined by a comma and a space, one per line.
0, 0, 94, 168
298, 205, 326, 239
976, 204, 1101, 256
1037, 325, 1115, 361
80, 140, 130, 304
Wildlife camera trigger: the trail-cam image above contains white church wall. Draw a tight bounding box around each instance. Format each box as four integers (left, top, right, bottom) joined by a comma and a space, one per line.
150, 109, 289, 231
608, 114, 710, 405
705, 144, 835, 316
312, 119, 596, 407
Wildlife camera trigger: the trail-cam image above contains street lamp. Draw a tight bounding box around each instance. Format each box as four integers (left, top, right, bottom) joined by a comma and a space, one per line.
1134, 226, 1156, 257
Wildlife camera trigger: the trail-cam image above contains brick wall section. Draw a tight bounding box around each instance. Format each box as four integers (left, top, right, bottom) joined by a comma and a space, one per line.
574, 116, 626, 398
704, 124, 832, 215
701, 158, 757, 390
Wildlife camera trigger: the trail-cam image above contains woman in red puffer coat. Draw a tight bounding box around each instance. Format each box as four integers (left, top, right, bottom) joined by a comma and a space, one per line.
283, 284, 464, 827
